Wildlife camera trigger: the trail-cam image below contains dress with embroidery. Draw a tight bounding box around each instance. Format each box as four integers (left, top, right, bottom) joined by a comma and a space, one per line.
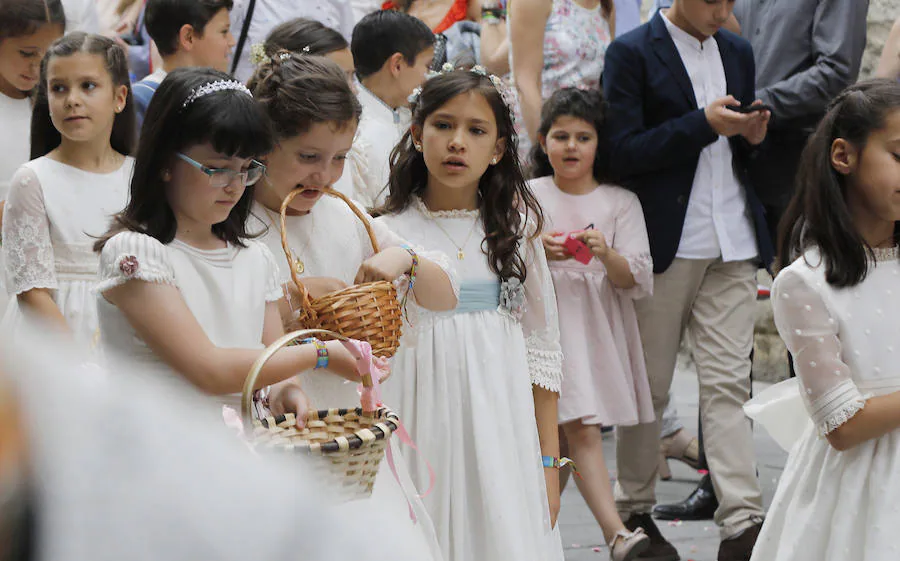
250, 196, 450, 561
530, 177, 655, 426
374, 198, 565, 561
510, 0, 612, 152
2, 156, 133, 350
744, 247, 900, 561
95, 231, 284, 410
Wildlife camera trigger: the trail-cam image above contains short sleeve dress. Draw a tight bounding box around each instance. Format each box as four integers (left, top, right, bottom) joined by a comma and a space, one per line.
530, 177, 655, 426
96, 231, 283, 409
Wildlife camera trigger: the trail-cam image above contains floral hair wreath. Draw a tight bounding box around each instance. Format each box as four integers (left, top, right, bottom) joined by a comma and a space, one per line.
407, 63, 517, 124
249, 43, 311, 66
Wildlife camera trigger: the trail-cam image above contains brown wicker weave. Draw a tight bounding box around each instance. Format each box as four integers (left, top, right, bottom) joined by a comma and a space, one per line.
242, 329, 399, 499
280, 188, 403, 357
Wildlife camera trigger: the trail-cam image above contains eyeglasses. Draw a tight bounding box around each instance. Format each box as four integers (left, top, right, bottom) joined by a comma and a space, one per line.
175, 153, 266, 188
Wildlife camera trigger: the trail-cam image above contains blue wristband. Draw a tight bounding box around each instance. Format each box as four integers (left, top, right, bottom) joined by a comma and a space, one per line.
301, 337, 329, 369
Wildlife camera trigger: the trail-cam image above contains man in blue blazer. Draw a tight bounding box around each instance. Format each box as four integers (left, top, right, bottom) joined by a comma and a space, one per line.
602, 1, 773, 560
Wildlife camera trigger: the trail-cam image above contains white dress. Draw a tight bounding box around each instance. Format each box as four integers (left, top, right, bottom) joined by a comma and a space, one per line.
95, 231, 283, 410
250, 197, 448, 561
375, 198, 566, 561
744, 247, 900, 561
2, 156, 133, 350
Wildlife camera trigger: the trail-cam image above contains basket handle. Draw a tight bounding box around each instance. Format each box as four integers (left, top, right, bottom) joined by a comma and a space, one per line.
278, 188, 384, 301
241, 329, 373, 425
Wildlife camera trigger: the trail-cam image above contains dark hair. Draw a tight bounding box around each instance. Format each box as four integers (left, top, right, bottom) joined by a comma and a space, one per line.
778, 78, 900, 287
0, 0, 65, 42
145, 0, 233, 57
30, 32, 135, 159
263, 17, 348, 58
529, 87, 609, 181
95, 67, 274, 252
351, 10, 434, 80
381, 69, 544, 283
248, 52, 361, 139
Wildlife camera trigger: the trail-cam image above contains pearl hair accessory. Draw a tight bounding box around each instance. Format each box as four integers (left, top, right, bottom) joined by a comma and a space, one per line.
250, 43, 311, 66
182, 80, 253, 109
407, 63, 517, 124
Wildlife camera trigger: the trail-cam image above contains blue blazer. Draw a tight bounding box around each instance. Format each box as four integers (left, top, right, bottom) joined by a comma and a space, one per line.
602, 12, 774, 274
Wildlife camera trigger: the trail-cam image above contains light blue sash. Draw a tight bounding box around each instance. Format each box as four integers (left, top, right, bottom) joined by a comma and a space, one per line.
454, 280, 501, 314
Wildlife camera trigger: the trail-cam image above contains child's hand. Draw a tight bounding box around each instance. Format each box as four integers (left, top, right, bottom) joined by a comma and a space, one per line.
267, 378, 311, 429
323, 339, 363, 382
354, 247, 412, 284
542, 232, 571, 261
300, 277, 349, 300
575, 229, 609, 260
740, 100, 771, 146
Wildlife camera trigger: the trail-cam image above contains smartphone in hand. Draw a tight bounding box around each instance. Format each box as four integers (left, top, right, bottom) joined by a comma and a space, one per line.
726, 104, 774, 114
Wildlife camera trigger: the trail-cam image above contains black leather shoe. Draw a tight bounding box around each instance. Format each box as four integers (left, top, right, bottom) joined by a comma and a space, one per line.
652, 474, 718, 521
717, 521, 763, 561
623, 513, 680, 561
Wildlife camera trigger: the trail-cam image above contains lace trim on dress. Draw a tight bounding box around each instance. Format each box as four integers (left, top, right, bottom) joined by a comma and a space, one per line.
5, 210, 58, 294
412, 196, 480, 219
527, 346, 564, 393
871, 246, 899, 262
819, 398, 865, 436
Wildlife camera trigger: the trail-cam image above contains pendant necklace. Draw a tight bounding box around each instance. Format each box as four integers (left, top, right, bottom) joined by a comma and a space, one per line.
265, 206, 311, 273
431, 216, 480, 260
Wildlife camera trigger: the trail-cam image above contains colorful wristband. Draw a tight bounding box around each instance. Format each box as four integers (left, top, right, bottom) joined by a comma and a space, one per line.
542, 455, 581, 478
301, 337, 329, 369
399, 245, 419, 313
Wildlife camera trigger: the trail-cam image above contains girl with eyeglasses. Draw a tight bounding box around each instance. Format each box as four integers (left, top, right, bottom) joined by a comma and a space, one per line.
3, 32, 133, 351
93, 66, 367, 420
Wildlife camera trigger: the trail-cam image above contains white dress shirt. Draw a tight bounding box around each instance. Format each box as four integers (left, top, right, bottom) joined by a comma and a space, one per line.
230, 0, 355, 82
663, 14, 758, 262
346, 77, 412, 208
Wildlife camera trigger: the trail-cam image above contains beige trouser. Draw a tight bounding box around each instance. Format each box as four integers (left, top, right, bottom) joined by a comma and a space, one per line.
615, 258, 765, 539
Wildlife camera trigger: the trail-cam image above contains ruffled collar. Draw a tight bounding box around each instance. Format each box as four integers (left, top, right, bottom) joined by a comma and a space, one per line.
871, 245, 899, 262
413, 196, 480, 219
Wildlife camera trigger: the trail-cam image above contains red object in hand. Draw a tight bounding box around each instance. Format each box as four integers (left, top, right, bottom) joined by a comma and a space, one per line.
563, 235, 593, 264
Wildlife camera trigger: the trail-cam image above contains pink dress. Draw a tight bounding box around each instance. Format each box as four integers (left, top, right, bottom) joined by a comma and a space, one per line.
530, 176, 655, 426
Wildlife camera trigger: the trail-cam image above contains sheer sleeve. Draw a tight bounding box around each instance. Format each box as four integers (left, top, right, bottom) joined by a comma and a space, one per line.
3, 166, 57, 295
771, 267, 864, 435
97, 232, 176, 294
612, 191, 653, 300
345, 143, 377, 210
520, 222, 564, 393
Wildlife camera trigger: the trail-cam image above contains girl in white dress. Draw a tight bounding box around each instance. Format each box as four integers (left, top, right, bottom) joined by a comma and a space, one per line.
745, 80, 900, 561
529, 88, 651, 560
94, 67, 363, 423
375, 66, 565, 561
3, 32, 134, 350
246, 53, 457, 560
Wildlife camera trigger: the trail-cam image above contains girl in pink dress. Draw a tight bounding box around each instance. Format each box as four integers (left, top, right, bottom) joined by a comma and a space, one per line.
529, 87, 654, 557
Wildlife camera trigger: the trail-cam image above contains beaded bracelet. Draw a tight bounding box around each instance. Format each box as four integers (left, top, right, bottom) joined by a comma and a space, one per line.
481, 6, 506, 19
301, 337, 329, 369
399, 245, 419, 315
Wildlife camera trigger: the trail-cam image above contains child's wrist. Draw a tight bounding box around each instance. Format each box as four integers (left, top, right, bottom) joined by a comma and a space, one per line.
301, 337, 329, 369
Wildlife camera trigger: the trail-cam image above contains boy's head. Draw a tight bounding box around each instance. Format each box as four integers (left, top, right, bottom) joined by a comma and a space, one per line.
351, 10, 434, 106
145, 0, 235, 73
669, 0, 735, 40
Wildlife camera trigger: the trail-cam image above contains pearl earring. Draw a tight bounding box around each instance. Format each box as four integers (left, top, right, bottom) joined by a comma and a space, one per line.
414, 143, 423, 151
491, 157, 498, 165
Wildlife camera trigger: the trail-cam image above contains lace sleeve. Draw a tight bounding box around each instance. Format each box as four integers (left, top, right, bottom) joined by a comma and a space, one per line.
771, 267, 864, 435
3, 167, 58, 295
519, 223, 564, 393
345, 142, 377, 210
613, 191, 653, 300
96, 232, 176, 294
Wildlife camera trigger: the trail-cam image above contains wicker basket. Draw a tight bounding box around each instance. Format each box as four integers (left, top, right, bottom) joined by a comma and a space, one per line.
280, 188, 403, 357
242, 329, 399, 500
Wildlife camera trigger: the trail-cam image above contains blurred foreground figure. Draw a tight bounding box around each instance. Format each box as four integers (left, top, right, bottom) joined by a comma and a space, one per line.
0, 324, 426, 561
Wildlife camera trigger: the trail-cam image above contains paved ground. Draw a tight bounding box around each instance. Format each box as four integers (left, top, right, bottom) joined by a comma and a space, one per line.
559, 367, 789, 561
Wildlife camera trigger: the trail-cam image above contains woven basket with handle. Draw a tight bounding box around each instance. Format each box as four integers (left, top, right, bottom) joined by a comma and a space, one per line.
242, 329, 399, 500
280, 188, 403, 357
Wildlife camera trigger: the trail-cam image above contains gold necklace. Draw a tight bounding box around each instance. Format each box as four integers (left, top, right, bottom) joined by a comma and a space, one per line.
430, 215, 480, 260
264, 205, 311, 273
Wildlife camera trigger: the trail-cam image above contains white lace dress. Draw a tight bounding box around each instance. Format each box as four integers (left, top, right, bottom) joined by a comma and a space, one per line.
745, 247, 900, 561
250, 197, 449, 561
375, 198, 566, 561
2, 156, 133, 350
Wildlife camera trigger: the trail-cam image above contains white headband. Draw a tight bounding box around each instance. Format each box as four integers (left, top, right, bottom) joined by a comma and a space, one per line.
182, 80, 253, 109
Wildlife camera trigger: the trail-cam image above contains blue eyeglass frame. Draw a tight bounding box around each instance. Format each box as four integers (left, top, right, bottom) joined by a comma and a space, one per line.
175, 152, 267, 187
